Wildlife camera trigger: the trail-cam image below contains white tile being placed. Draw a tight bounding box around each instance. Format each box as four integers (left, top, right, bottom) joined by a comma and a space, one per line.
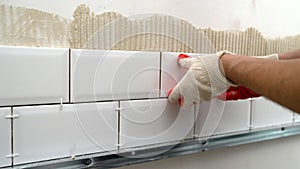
71, 49, 160, 102
120, 99, 194, 148
161, 52, 212, 96
0, 46, 69, 106
0, 108, 11, 167
161, 52, 199, 97
195, 99, 250, 138
251, 97, 293, 129
13, 102, 118, 165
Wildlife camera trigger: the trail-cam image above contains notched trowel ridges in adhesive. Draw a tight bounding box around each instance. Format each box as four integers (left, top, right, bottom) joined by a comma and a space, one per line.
1, 4, 300, 55
0, 5, 70, 48
70, 4, 125, 49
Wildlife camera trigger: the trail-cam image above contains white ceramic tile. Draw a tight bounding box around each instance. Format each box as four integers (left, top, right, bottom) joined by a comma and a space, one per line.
161, 52, 196, 97
0, 46, 69, 106
71, 49, 160, 102
251, 97, 293, 129
161, 52, 185, 97
0, 108, 11, 167
120, 99, 194, 148
195, 99, 250, 138
13, 102, 118, 164
294, 113, 300, 124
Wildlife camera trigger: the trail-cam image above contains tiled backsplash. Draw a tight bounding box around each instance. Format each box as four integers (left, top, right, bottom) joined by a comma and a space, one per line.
0, 46, 297, 166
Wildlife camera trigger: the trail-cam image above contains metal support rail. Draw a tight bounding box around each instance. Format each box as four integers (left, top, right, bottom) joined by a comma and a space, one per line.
8, 125, 300, 169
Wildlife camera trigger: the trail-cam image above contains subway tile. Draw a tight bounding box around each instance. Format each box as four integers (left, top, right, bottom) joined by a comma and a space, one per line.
120, 99, 194, 148
161, 52, 187, 97
0, 108, 11, 167
251, 97, 293, 129
71, 49, 160, 102
195, 99, 250, 138
13, 102, 118, 165
160, 52, 201, 97
0, 46, 69, 106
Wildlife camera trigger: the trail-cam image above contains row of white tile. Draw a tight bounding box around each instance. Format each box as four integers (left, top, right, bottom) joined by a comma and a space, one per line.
1, 97, 299, 167
0, 47, 232, 106
1, 46, 163, 106
0, 99, 193, 166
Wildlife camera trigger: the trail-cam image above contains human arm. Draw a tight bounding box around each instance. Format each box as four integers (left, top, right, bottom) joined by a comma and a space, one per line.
219, 49, 300, 100
279, 49, 300, 60
221, 53, 300, 113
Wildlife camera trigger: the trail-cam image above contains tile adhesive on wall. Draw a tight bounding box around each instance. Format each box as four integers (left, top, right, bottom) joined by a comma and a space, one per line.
1, 4, 300, 55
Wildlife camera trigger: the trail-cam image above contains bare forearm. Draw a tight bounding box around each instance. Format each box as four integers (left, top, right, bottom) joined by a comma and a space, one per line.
221, 54, 300, 113
279, 49, 300, 60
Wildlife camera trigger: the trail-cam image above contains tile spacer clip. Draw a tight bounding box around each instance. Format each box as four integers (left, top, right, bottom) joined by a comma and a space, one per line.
60, 97, 63, 111
6, 153, 19, 158
115, 107, 124, 112
5, 114, 19, 119
114, 143, 123, 147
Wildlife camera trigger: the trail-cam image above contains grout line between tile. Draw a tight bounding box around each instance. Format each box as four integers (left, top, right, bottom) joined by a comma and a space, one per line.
193, 105, 196, 138
68, 48, 71, 103
249, 99, 253, 132
0, 97, 169, 108
10, 107, 14, 166
117, 101, 121, 150
159, 52, 162, 97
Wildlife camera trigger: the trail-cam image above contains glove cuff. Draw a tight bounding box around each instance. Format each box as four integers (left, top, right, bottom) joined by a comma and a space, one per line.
217, 50, 238, 87
199, 53, 236, 97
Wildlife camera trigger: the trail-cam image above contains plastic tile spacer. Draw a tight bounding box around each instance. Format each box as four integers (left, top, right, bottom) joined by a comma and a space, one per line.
115, 107, 124, 112
59, 97, 63, 111
5, 114, 19, 119
114, 143, 123, 147
6, 153, 19, 158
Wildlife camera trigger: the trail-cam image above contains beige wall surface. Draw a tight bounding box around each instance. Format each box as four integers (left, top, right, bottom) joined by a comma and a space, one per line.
1, 0, 300, 38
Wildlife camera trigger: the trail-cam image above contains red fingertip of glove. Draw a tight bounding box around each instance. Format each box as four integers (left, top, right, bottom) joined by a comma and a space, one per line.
178, 96, 184, 107
239, 86, 260, 98
217, 86, 240, 100
167, 89, 184, 107
167, 89, 173, 97
178, 54, 191, 61
218, 86, 260, 101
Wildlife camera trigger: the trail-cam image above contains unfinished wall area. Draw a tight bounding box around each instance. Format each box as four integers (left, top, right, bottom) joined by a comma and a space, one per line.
1, 4, 300, 55
0, 5, 70, 48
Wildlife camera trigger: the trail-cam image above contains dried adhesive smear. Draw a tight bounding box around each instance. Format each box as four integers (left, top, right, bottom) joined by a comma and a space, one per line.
1, 4, 300, 55
0, 5, 70, 48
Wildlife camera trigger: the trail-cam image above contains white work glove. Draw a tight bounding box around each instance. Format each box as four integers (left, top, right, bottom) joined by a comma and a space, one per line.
168, 52, 279, 107
168, 51, 235, 108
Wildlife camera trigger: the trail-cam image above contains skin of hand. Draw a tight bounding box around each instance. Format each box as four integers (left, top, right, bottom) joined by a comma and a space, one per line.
221, 49, 300, 113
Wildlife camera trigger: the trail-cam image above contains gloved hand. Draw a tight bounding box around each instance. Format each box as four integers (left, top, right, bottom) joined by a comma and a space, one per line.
167, 51, 235, 108
218, 53, 279, 100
